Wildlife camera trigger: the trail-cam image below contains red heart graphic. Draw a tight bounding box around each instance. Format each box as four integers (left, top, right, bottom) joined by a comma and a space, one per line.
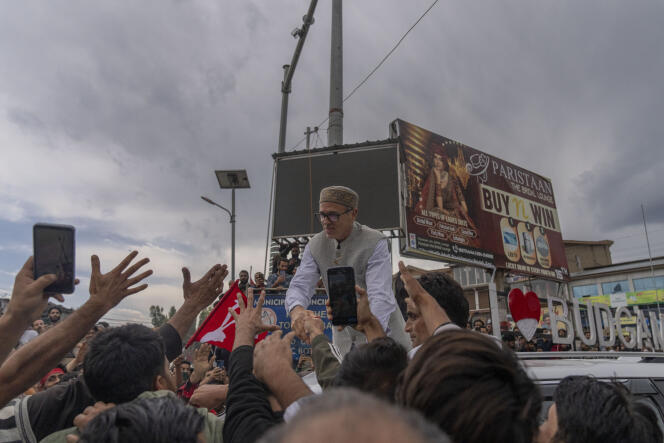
508, 288, 541, 323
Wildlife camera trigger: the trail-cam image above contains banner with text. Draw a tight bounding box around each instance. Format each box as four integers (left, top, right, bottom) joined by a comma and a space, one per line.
398, 119, 569, 280
261, 292, 333, 363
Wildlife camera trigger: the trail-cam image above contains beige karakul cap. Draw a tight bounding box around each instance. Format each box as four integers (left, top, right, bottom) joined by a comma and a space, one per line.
319, 186, 359, 208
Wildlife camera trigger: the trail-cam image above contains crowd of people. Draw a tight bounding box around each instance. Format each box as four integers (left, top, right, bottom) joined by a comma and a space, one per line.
0, 250, 661, 443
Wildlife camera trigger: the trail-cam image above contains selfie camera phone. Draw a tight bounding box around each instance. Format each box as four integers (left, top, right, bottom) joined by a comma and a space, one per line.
33, 223, 76, 294
326, 266, 358, 326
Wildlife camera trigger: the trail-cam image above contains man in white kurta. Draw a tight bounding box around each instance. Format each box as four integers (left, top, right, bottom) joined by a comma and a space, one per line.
286, 186, 410, 356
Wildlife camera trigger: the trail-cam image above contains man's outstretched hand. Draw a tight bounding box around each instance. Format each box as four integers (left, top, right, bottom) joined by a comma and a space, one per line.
89, 251, 152, 310
182, 264, 227, 310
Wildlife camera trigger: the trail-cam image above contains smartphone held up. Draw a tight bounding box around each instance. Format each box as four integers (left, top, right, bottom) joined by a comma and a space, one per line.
326, 266, 358, 326
33, 223, 76, 294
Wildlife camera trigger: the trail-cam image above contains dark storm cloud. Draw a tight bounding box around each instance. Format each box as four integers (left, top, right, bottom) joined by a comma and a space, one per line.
1, 0, 663, 283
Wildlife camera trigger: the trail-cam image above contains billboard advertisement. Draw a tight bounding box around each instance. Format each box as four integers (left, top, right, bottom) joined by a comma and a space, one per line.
398, 119, 569, 281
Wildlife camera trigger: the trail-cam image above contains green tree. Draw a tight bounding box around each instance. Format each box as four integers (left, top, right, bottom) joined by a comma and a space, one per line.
198, 306, 213, 328
168, 306, 177, 319
149, 305, 167, 327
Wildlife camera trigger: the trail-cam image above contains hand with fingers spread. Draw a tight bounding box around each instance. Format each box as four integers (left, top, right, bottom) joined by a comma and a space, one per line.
165, 264, 229, 343
229, 287, 280, 350
398, 261, 450, 336
190, 343, 212, 384
182, 264, 228, 310
89, 251, 152, 310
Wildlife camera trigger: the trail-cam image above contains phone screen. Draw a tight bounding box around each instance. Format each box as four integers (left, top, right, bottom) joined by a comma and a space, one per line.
33, 223, 76, 294
326, 266, 357, 326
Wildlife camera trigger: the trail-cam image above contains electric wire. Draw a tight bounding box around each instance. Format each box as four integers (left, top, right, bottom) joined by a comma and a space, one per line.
288, 0, 440, 151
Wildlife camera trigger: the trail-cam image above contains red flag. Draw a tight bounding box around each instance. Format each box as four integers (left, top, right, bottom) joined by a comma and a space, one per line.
186, 281, 267, 350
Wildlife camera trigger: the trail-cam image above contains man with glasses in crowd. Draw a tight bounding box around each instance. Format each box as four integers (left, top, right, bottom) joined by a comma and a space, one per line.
286, 185, 410, 356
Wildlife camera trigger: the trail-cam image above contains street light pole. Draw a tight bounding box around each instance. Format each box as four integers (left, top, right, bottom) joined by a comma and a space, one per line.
205, 169, 250, 282
201, 195, 235, 280
231, 188, 236, 282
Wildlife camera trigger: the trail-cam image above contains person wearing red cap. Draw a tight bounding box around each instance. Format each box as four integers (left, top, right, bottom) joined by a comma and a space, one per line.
39, 368, 64, 391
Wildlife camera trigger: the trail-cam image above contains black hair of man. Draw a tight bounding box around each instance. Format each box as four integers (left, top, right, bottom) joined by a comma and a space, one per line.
396, 329, 541, 443
258, 388, 451, 443
83, 324, 166, 404
396, 272, 469, 328
502, 331, 516, 342
78, 395, 204, 443
49, 306, 62, 314
331, 337, 408, 401
553, 376, 662, 443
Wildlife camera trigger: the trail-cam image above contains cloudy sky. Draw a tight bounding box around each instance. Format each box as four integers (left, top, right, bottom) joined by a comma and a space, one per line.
1, 0, 662, 325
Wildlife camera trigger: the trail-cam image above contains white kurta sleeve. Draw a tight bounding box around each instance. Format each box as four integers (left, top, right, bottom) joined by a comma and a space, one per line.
365, 239, 397, 331
285, 244, 321, 315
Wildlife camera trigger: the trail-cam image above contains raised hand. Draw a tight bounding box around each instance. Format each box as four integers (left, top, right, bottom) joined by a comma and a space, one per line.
398, 261, 450, 335
253, 330, 312, 409
194, 343, 212, 368
182, 264, 228, 310
253, 330, 296, 383
200, 367, 224, 386
89, 251, 152, 310
190, 343, 212, 384
7, 257, 63, 321
190, 383, 228, 410
324, 299, 344, 332
299, 314, 324, 345
229, 287, 279, 349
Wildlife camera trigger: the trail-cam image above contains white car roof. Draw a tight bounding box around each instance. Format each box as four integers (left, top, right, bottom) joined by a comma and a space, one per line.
523, 357, 664, 380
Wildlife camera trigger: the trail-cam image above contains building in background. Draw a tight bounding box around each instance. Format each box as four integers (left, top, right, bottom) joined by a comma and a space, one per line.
564, 239, 614, 272
440, 239, 664, 332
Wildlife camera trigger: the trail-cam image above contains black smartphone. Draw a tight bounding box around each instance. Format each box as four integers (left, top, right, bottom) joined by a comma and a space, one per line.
326, 266, 357, 326
33, 223, 76, 294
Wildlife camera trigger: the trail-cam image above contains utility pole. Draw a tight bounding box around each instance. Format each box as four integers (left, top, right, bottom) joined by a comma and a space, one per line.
328, 0, 343, 146
277, 0, 318, 153
642, 203, 661, 316
305, 126, 319, 149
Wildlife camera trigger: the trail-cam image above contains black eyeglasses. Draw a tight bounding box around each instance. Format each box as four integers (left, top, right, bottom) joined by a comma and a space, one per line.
315, 208, 353, 223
